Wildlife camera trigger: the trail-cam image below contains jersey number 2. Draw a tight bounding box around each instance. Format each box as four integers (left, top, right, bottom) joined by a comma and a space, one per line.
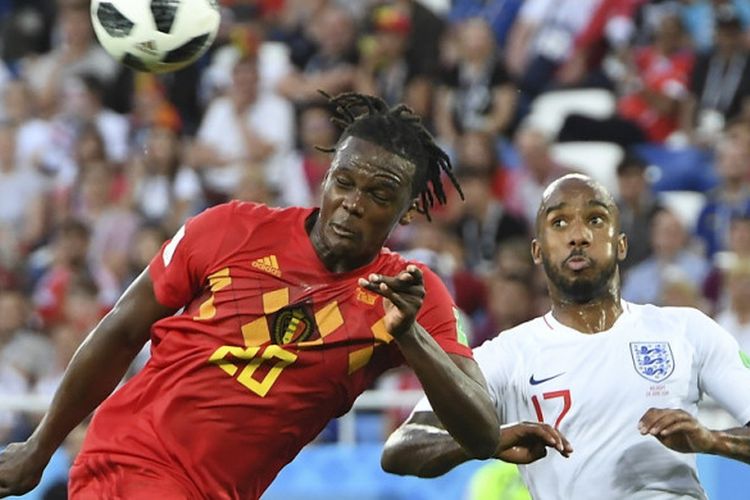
531, 390, 571, 429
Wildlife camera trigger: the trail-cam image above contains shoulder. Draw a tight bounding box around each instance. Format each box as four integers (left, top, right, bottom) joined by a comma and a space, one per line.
475, 316, 546, 354
629, 302, 721, 341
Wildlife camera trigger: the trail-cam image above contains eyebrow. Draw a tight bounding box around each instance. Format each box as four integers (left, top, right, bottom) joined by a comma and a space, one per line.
544, 199, 612, 215
545, 202, 566, 215
588, 200, 612, 211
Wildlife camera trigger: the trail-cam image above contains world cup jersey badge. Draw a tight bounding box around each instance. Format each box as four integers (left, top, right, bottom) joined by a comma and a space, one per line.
630, 342, 675, 383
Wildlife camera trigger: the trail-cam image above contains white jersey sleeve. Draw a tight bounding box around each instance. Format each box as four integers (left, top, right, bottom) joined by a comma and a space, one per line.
689, 309, 750, 425
410, 334, 518, 420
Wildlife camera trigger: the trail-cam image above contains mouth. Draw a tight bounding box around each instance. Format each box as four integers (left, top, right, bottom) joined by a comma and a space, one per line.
564, 255, 591, 271
329, 222, 358, 239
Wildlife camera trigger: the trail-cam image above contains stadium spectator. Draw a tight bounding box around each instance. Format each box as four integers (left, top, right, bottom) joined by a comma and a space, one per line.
126, 124, 203, 233
473, 271, 535, 345
614, 154, 662, 272
680, 4, 750, 147
696, 119, 750, 257
435, 18, 517, 146
448, 161, 528, 272
356, 4, 431, 117
192, 54, 294, 201
555, 0, 647, 89
30, 218, 118, 329
558, 12, 694, 146
277, 103, 337, 207
21, 4, 118, 117
704, 204, 750, 311
622, 209, 710, 305
504, 0, 604, 98
0, 93, 500, 499
383, 174, 750, 498
716, 257, 750, 352
506, 124, 571, 226
275, 6, 358, 104
448, 0, 524, 48
0, 288, 53, 382
0, 123, 46, 257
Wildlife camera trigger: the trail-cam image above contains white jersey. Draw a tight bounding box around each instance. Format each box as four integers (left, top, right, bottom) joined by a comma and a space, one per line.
415, 302, 750, 500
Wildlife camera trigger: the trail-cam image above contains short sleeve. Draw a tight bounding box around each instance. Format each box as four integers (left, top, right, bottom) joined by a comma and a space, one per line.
410, 336, 513, 419
692, 310, 750, 425
148, 203, 234, 309
472, 337, 515, 419
416, 265, 473, 359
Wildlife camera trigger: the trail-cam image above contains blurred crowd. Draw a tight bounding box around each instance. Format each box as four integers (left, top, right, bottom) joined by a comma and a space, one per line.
3, 0, 750, 485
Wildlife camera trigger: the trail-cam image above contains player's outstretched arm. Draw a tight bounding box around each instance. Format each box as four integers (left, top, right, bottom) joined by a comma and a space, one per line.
0, 270, 176, 497
639, 408, 750, 464
359, 265, 500, 458
382, 411, 572, 477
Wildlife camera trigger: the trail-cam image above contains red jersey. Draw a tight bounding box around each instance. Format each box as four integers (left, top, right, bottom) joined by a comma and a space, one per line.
71, 201, 471, 499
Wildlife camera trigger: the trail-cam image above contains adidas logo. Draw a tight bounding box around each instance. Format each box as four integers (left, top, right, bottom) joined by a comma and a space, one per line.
135, 40, 158, 55
252, 255, 281, 277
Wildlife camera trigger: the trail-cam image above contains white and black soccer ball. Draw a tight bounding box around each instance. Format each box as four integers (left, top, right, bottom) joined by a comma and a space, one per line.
91, 0, 221, 73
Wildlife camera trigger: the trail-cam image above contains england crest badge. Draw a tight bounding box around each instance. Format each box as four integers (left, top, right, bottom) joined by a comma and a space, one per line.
630, 342, 675, 383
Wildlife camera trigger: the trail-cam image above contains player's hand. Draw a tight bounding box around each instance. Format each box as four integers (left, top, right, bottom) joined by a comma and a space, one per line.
358, 265, 424, 338
494, 422, 573, 464
0, 441, 47, 497
638, 408, 717, 454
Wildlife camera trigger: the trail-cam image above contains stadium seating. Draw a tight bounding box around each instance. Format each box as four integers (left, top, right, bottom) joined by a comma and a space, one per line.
549, 141, 624, 196
657, 190, 708, 232
526, 88, 617, 137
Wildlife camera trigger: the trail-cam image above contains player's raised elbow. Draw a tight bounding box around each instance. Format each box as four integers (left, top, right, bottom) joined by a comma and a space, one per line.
381, 429, 432, 477
381, 445, 443, 478
381, 431, 415, 475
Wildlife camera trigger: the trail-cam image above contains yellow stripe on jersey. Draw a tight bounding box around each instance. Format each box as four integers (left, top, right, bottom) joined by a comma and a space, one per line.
315, 301, 343, 337
241, 317, 271, 347
263, 288, 289, 315
348, 346, 374, 374
371, 317, 393, 344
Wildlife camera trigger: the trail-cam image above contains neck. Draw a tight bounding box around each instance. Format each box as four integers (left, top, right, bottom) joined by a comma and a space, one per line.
550, 288, 623, 333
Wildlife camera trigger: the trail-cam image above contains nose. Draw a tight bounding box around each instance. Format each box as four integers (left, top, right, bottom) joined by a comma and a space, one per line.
568, 219, 591, 248
342, 190, 365, 217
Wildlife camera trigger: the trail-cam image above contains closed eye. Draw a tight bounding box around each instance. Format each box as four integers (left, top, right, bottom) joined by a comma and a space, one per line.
370, 190, 392, 203
335, 176, 353, 188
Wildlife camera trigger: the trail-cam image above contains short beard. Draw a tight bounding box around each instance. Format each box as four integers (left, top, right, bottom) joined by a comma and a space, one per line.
542, 254, 617, 304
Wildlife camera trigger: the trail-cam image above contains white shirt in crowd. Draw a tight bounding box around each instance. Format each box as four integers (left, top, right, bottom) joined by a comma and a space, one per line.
716, 308, 750, 354
196, 92, 294, 195
415, 301, 750, 500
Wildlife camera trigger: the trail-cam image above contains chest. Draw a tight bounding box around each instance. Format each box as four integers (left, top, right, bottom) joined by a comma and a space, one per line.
166, 250, 397, 397
511, 333, 699, 431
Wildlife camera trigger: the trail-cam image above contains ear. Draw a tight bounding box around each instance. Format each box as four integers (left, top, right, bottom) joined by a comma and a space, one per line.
399, 201, 419, 226
531, 238, 542, 265
617, 232, 628, 262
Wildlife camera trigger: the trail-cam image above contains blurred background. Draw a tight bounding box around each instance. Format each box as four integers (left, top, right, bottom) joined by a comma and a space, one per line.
1, 0, 750, 498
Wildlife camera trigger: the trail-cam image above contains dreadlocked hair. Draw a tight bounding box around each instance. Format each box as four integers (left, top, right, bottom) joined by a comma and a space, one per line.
319, 92, 463, 221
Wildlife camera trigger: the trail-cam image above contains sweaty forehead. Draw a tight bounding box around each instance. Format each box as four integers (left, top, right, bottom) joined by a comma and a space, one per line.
333, 135, 416, 181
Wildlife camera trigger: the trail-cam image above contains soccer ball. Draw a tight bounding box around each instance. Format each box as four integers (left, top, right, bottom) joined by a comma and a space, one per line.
90, 0, 221, 73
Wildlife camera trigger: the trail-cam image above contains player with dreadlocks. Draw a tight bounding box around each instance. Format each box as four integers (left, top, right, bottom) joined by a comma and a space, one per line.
0, 92, 530, 499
